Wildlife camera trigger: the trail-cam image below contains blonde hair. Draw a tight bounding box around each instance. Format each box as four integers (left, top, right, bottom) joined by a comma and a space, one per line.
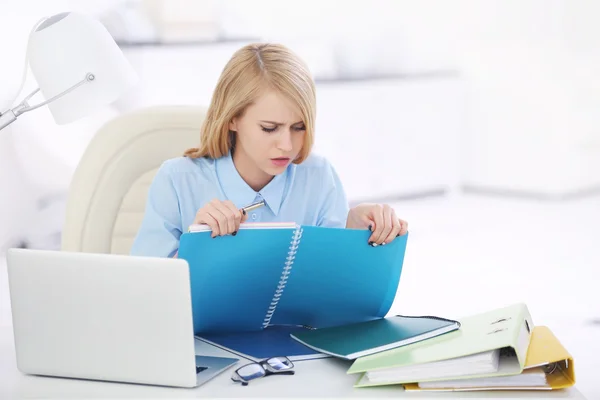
184, 43, 316, 163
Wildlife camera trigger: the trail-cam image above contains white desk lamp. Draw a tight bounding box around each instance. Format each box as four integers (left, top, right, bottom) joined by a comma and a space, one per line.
0, 11, 137, 131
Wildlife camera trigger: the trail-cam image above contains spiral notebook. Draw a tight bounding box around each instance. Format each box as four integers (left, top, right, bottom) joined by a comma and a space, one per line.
178, 223, 409, 338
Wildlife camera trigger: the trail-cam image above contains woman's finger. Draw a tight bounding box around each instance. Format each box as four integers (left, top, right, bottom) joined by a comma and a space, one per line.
368, 204, 385, 245
207, 201, 229, 236
375, 204, 394, 245
398, 219, 409, 236
223, 200, 243, 234
383, 209, 401, 244
197, 210, 220, 237
212, 200, 238, 235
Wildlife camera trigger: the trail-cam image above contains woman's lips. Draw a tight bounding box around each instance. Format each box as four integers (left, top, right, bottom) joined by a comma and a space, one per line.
271, 157, 290, 167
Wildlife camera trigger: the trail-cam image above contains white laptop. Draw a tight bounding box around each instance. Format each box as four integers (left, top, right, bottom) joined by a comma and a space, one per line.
6, 248, 239, 388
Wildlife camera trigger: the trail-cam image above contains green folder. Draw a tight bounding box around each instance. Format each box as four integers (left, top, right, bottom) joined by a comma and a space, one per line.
290, 315, 460, 360
348, 303, 533, 387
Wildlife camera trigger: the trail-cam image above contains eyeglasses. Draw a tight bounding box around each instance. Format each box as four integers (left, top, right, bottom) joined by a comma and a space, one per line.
231, 356, 295, 386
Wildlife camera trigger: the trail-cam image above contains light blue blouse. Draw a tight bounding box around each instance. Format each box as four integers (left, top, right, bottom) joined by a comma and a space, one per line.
130, 152, 349, 258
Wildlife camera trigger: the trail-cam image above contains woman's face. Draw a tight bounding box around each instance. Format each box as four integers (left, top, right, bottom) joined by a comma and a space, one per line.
230, 89, 306, 181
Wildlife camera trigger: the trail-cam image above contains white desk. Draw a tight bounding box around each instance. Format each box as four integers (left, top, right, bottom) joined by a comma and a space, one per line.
0, 327, 586, 399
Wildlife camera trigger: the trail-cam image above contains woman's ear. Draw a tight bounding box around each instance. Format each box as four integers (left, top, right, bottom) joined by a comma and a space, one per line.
229, 118, 238, 132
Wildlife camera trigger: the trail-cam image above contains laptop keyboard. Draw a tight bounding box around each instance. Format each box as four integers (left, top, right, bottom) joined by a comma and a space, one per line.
196, 366, 208, 374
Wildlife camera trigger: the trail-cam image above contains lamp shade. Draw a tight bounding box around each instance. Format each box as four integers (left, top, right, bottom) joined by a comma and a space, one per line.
27, 12, 138, 124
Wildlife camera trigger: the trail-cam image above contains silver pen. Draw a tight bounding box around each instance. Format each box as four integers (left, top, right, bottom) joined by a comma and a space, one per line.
241, 200, 265, 215
188, 200, 266, 234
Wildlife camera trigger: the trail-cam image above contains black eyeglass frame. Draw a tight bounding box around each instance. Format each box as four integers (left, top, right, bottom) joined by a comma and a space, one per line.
231, 356, 295, 386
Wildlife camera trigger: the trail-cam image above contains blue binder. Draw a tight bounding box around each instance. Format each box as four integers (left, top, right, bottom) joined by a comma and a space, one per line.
178, 224, 408, 336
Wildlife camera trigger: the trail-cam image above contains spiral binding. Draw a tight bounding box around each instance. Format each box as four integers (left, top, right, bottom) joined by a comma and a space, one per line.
262, 226, 303, 329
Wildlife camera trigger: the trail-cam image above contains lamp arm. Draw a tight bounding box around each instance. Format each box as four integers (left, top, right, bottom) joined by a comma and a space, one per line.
14, 73, 95, 116
0, 73, 95, 131
5, 16, 48, 109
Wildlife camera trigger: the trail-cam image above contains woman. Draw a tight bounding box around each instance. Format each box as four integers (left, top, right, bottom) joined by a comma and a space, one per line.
131, 43, 407, 258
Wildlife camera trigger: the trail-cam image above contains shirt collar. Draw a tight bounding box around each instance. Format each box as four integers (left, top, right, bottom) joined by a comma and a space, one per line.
215, 151, 287, 216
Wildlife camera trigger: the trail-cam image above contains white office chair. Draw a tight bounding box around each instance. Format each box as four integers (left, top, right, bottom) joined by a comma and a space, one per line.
61, 105, 206, 255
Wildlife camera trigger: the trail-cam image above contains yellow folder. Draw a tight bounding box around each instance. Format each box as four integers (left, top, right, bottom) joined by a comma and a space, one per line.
404, 326, 575, 391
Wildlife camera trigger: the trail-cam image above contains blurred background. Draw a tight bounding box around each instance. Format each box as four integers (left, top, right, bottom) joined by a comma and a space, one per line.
1, 0, 599, 397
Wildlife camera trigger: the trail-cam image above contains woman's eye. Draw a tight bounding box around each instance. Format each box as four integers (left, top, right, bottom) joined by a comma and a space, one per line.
293, 125, 306, 132
261, 126, 277, 133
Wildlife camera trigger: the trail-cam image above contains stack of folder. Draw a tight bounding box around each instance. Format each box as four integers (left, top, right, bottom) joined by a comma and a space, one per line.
344, 303, 575, 392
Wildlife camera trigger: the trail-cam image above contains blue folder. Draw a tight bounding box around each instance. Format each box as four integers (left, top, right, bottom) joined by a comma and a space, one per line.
178, 224, 408, 337
197, 325, 328, 362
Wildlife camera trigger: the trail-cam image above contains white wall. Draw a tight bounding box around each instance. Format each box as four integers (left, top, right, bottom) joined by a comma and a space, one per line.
216, 0, 600, 196
447, 0, 600, 196
5, 0, 600, 199
2, 0, 600, 249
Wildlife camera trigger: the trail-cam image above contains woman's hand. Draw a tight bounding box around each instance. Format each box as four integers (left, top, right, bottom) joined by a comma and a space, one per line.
346, 203, 408, 246
194, 199, 248, 237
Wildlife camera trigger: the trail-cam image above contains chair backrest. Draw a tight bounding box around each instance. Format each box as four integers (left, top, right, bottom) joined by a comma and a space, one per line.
61, 105, 206, 255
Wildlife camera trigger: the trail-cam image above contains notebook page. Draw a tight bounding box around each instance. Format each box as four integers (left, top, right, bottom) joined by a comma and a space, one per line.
270, 226, 408, 329
365, 350, 500, 383
180, 223, 298, 333
188, 222, 297, 232
418, 366, 548, 389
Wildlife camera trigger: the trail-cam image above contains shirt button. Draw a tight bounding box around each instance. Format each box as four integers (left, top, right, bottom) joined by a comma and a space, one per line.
252, 214, 257, 220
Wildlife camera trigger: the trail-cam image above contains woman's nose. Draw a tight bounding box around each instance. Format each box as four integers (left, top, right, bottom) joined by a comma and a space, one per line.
277, 131, 293, 151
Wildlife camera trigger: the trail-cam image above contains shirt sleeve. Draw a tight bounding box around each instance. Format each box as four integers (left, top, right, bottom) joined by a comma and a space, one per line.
130, 163, 182, 258
316, 160, 350, 228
